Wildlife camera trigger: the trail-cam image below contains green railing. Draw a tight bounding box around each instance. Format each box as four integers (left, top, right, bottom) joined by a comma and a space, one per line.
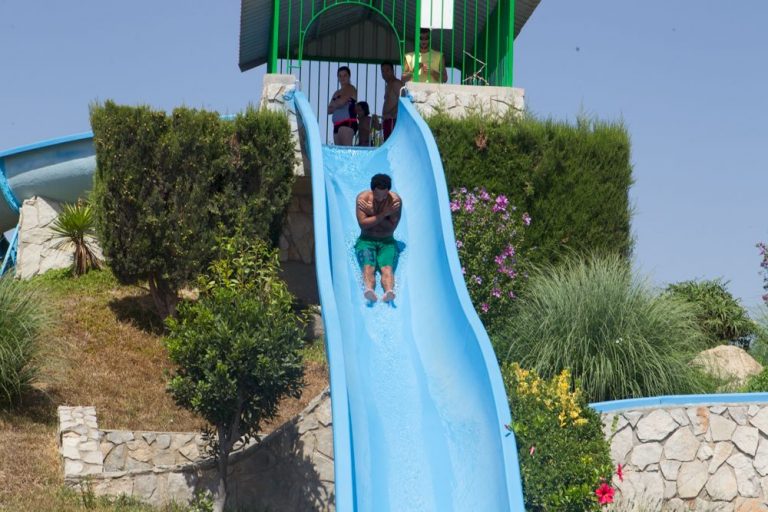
270, 0, 514, 85
269, 0, 515, 141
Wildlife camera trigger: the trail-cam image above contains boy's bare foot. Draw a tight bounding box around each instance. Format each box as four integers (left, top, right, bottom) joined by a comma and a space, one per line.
382, 290, 396, 302
364, 289, 377, 302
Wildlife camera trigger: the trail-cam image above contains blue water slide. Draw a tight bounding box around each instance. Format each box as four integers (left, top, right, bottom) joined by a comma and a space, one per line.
0, 133, 96, 233
291, 89, 525, 511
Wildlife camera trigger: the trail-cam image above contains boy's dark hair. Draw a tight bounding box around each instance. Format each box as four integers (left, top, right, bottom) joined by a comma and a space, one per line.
338, 65, 351, 76
420, 28, 431, 37
381, 62, 394, 71
370, 174, 392, 191
357, 101, 370, 117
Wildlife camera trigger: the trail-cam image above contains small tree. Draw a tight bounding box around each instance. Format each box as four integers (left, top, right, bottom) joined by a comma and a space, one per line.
51, 201, 102, 276
165, 236, 304, 512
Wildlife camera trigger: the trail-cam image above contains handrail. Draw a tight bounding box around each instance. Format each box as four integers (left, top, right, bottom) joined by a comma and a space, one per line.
0, 224, 19, 276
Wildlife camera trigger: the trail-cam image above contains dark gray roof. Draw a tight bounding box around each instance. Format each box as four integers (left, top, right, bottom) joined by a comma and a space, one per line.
239, 0, 542, 72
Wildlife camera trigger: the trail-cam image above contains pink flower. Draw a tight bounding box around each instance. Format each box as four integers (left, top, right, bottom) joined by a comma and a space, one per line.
456, 240, 463, 249
479, 189, 491, 201
450, 200, 461, 212
491, 288, 502, 298
480, 303, 489, 313
595, 483, 615, 505
529, 445, 536, 456
616, 464, 624, 482
508, 290, 516, 299
522, 212, 531, 226
494, 254, 505, 266
492, 195, 508, 213
503, 245, 516, 257
474, 275, 482, 285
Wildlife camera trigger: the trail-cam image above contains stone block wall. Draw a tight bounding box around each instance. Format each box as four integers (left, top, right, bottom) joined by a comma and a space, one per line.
601, 403, 768, 511
406, 81, 525, 119
59, 391, 335, 510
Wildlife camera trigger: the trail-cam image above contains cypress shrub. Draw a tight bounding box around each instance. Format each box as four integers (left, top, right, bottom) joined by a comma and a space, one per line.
427, 112, 633, 268
90, 101, 294, 317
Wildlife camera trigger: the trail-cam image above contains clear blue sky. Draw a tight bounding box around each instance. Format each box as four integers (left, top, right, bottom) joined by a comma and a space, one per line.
2, 1, 766, 309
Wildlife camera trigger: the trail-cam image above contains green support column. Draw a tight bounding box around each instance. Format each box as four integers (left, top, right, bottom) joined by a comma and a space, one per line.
504, 0, 515, 86
413, 0, 422, 82
268, 0, 281, 73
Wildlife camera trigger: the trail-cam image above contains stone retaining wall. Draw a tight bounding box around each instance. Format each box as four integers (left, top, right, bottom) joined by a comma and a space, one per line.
59, 390, 335, 510
600, 402, 768, 511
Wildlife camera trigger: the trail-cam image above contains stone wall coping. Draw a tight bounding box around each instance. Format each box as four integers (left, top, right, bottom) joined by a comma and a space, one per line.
591, 393, 768, 413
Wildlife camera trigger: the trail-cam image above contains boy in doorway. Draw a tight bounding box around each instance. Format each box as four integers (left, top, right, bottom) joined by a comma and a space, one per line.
355, 174, 402, 302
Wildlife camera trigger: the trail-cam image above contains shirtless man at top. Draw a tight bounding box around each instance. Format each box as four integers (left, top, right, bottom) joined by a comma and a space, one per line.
378, 62, 403, 142
355, 173, 402, 302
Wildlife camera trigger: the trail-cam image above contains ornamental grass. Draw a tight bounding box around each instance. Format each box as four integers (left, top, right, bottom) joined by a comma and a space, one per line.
497, 254, 710, 403
0, 276, 47, 405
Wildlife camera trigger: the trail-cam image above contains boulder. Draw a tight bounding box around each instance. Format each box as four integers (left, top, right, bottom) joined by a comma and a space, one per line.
693, 345, 762, 386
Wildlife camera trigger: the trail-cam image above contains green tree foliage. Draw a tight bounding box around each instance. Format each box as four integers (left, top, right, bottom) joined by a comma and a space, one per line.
497, 254, 710, 403
0, 276, 47, 405
664, 279, 757, 349
427, 112, 633, 268
51, 201, 102, 276
90, 101, 294, 317
503, 363, 614, 511
165, 236, 304, 512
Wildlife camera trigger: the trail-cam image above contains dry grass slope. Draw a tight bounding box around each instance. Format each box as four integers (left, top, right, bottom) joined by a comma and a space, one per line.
0, 269, 327, 511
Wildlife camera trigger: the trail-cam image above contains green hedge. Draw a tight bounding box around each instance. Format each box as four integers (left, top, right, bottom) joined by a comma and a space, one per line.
428, 113, 633, 266
90, 101, 294, 317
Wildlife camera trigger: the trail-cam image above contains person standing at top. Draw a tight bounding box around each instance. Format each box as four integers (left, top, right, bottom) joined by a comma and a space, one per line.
402, 28, 448, 84
355, 173, 402, 303
328, 66, 358, 146
378, 62, 403, 142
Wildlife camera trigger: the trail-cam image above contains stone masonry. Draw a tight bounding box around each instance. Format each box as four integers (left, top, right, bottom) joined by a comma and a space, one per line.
59, 390, 335, 510
406, 81, 525, 119
602, 404, 768, 511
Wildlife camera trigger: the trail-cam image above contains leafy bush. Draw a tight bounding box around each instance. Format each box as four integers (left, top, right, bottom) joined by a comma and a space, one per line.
497, 254, 709, 402
503, 363, 614, 511
428, 112, 632, 268
664, 279, 757, 349
450, 186, 529, 329
90, 101, 294, 317
51, 201, 102, 276
0, 276, 47, 405
165, 235, 304, 512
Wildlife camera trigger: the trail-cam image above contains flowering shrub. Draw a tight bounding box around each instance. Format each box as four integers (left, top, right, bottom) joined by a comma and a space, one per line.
503, 363, 613, 511
450, 187, 529, 328
759, 242, 768, 305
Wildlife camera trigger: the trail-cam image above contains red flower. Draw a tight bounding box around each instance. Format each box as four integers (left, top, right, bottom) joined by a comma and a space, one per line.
595, 483, 615, 505
616, 463, 624, 482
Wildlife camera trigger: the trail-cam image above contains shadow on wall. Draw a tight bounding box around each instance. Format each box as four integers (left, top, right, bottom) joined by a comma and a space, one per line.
228, 414, 334, 510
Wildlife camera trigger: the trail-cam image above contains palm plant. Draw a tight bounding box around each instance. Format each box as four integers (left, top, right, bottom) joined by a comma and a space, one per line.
51, 201, 102, 276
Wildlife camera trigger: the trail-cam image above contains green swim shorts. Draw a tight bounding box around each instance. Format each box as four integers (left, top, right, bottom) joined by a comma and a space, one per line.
355, 235, 397, 270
